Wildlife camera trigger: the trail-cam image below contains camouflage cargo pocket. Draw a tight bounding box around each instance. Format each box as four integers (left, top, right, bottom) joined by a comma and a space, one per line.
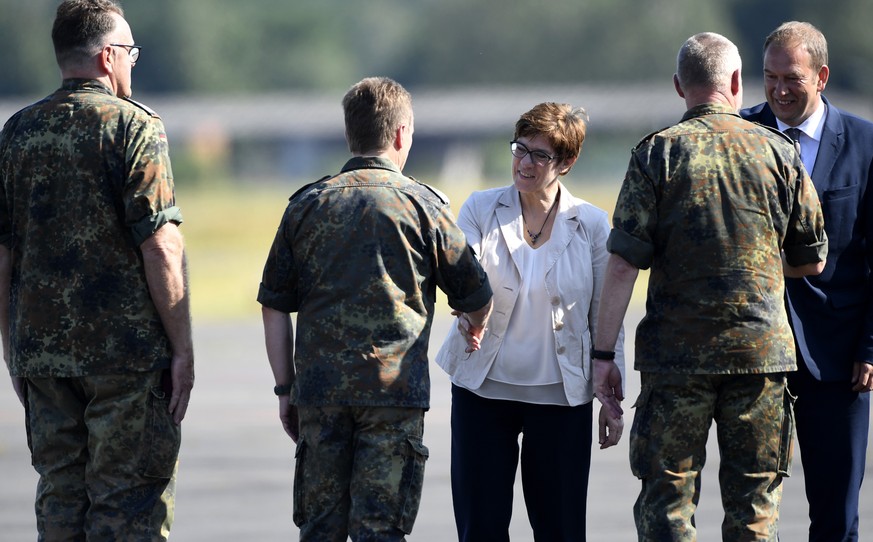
629, 386, 653, 480
396, 435, 429, 534
292, 437, 307, 527
140, 386, 181, 479
777, 385, 796, 478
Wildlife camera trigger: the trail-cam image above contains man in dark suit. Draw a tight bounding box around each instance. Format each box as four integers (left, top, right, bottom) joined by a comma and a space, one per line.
741, 21, 873, 542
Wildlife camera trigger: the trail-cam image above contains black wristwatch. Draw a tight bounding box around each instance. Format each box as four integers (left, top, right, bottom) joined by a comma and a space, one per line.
273, 384, 292, 396
590, 348, 616, 361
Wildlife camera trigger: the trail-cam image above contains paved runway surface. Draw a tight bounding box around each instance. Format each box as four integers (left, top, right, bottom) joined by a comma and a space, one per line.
1, 312, 871, 540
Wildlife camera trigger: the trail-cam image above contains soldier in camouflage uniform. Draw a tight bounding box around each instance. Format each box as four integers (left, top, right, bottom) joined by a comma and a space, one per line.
592, 33, 828, 540
0, 1, 194, 540
257, 76, 492, 541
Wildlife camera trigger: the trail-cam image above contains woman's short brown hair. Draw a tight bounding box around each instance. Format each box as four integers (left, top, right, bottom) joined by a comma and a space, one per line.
514, 102, 588, 162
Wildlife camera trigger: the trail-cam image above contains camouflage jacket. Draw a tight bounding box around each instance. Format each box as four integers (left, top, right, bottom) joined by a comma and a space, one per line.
258, 156, 492, 407
0, 79, 181, 377
609, 103, 827, 374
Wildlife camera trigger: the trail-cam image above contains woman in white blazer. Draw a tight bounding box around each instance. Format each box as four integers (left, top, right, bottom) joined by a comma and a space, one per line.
436, 102, 625, 541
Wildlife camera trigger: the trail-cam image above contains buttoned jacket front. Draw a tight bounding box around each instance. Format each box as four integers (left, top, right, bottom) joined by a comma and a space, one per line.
435, 183, 624, 406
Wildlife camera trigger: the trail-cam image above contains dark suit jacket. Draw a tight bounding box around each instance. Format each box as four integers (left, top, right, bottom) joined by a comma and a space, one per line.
742, 97, 873, 381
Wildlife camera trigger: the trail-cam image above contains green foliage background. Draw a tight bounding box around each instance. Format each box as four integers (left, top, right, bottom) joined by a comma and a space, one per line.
2, 0, 872, 98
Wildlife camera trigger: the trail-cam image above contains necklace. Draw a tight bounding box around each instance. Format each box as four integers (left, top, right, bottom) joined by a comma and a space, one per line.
520, 192, 559, 245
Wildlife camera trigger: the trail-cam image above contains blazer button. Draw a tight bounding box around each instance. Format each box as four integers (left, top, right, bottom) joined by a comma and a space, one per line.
556, 346, 566, 355
550, 296, 560, 306
554, 322, 564, 331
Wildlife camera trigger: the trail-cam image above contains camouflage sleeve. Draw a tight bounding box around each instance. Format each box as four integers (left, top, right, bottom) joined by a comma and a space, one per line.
0, 119, 14, 248
783, 164, 828, 266
433, 205, 492, 313
130, 207, 184, 246
607, 150, 657, 270
257, 210, 300, 314
124, 114, 178, 245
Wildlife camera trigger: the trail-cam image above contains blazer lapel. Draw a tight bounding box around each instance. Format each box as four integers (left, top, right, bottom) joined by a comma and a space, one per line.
495, 187, 526, 276
545, 183, 580, 274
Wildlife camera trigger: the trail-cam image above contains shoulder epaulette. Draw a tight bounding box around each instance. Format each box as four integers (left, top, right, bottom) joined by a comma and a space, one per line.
632, 127, 670, 151
288, 175, 333, 202
409, 176, 449, 205
122, 97, 161, 118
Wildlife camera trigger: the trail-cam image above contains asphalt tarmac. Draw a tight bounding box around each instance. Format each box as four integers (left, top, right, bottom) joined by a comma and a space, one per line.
1, 312, 871, 541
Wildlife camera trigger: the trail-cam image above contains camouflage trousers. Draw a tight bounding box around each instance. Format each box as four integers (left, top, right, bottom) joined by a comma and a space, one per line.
629, 372, 794, 541
293, 405, 429, 542
24, 370, 180, 542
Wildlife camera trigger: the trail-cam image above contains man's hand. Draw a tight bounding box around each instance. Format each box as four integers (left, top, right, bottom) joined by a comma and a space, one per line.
10, 375, 25, 407
594, 358, 624, 418
168, 352, 194, 425
279, 400, 300, 443
851, 361, 873, 393
598, 405, 624, 449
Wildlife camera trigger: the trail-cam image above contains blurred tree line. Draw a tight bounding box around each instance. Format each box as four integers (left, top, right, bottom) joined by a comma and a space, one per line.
2, 0, 871, 98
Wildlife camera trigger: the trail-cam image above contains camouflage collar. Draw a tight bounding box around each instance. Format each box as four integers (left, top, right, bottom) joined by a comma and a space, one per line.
60, 78, 113, 95
341, 156, 401, 174
681, 102, 739, 122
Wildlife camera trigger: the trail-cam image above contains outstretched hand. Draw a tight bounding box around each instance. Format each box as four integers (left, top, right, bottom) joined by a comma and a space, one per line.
452, 310, 486, 353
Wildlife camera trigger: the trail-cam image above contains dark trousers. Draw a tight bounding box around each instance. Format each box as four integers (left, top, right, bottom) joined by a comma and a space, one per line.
450, 384, 592, 542
790, 362, 870, 542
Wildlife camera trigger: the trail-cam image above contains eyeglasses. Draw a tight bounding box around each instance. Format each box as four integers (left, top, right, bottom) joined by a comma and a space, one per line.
109, 43, 141, 64
510, 141, 555, 166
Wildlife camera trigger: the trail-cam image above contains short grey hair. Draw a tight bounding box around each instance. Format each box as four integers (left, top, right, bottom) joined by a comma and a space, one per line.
676, 32, 741, 92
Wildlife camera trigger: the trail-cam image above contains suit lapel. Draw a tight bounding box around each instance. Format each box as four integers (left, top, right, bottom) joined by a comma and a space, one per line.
810, 97, 844, 188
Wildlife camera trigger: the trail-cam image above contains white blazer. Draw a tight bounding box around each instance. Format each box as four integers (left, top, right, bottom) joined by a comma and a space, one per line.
435, 183, 625, 406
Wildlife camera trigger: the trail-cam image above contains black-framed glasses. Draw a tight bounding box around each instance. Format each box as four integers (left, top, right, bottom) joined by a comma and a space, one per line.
510, 140, 555, 166
109, 43, 141, 64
